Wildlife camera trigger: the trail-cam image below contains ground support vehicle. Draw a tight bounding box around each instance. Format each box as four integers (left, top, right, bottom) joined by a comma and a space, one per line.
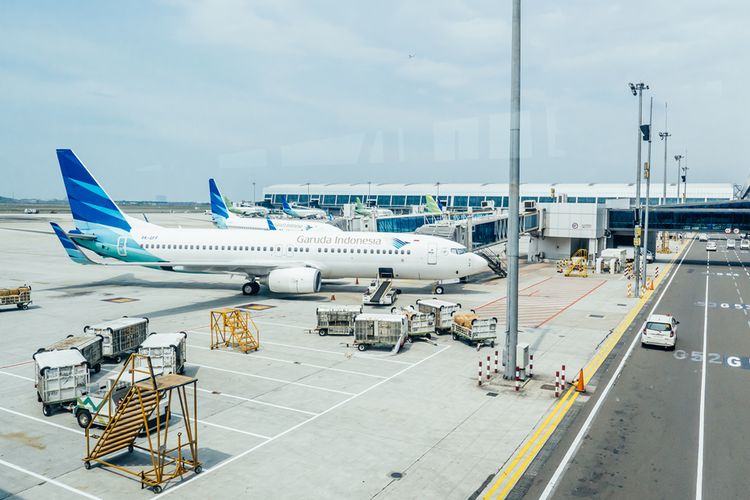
416, 299, 462, 333
84, 316, 149, 363
33, 350, 90, 416
42, 335, 104, 373
392, 306, 435, 341
353, 314, 408, 353
0, 285, 31, 309
363, 279, 398, 306
451, 314, 498, 347
137, 332, 187, 374
315, 305, 362, 336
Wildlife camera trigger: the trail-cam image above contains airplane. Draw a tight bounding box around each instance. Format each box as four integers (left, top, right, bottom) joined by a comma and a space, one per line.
228, 201, 269, 218
424, 194, 443, 214
51, 149, 488, 296
210, 179, 341, 233
281, 196, 327, 219
354, 197, 394, 217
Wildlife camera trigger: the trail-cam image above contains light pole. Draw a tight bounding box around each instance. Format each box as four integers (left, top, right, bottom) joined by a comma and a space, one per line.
306, 182, 310, 206
367, 181, 371, 202
252, 182, 256, 205
504, 0, 521, 379
643, 96, 653, 284
658, 103, 671, 205
674, 154, 683, 202
682, 162, 689, 202
629, 81, 649, 298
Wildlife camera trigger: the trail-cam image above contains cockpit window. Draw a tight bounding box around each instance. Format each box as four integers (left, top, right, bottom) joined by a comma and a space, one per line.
451, 248, 467, 255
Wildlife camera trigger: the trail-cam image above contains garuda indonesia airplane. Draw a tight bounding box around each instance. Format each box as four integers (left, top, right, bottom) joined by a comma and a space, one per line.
51, 150, 488, 296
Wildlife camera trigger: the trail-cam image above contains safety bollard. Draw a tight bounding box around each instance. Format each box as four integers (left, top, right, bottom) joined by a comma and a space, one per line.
515, 366, 520, 392
555, 371, 560, 397
529, 354, 534, 378
478, 360, 482, 386
627, 283, 632, 298
494, 349, 499, 374
561, 364, 566, 387
486, 355, 491, 382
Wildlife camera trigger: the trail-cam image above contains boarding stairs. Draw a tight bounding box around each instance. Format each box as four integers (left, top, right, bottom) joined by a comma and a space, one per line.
210, 308, 260, 353
474, 247, 507, 278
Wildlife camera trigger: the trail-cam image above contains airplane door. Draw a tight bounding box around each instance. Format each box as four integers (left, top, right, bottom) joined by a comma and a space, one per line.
117, 237, 127, 257
427, 245, 437, 265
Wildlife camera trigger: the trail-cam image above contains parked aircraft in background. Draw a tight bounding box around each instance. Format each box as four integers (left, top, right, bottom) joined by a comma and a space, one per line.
53, 150, 487, 296
354, 197, 394, 217
210, 179, 340, 233
424, 194, 443, 214
281, 196, 327, 219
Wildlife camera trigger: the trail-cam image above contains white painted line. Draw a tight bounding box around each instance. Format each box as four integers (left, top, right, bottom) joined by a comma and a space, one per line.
0, 370, 33, 382
188, 344, 387, 379
171, 412, 271, 440
158, 344, 452, 498
539, 237, 695, 499
189, 363, 356, 396
189, 387, 318, 416
184, 330, 413, 365
0, 457, 101, 499
0, 406, 83, 435
697, 262, 709, 499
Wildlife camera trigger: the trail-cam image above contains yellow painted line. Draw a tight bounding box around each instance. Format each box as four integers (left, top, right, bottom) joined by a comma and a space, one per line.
483, 239, 690, 499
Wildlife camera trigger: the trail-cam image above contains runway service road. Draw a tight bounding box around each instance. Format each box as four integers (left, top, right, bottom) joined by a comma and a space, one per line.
523, 236, 750, 499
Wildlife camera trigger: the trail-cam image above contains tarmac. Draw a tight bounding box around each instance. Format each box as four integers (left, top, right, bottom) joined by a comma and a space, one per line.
0, 213, 655, 499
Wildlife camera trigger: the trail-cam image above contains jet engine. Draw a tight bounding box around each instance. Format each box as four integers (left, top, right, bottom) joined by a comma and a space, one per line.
267, 268, 322, 294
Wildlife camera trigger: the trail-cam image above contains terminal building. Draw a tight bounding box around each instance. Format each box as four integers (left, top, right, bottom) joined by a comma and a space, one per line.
261, 182, 734, 212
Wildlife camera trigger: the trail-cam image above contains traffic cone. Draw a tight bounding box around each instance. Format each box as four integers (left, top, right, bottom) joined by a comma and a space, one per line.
355, 277, 359, 285
330, 294, 336, 301
575, 369, 586, 393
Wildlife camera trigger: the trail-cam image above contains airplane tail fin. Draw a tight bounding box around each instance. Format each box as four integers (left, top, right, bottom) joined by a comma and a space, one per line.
281, 195, 291, 211
56, 149, 131, 233
425, 194, 441, 214
266, 218, 277, 230
208, 178, 232, 228
50, 222, 95, 265
355, 197, 363, 208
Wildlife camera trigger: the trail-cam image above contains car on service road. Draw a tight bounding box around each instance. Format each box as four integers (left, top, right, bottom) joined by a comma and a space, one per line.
728, 239, 736, 249
706, 241, 717, 251
642, 314, 678, 349
699, 233, 708, 241
741, 239, 750, 250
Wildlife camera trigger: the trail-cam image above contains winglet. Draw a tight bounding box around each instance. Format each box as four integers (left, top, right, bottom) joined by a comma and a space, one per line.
266, 218, 277, 230
50, 222, 95, 265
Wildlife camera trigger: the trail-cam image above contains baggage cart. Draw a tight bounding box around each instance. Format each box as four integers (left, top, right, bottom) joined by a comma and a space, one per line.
84, 316, 149, 362
315, 305, 362, 336
354, 313, 408, 353
74, 367, 168, 429
416, 298, 462, 333
137, 332, 187, 375
391, 306, 435, 340
451, 314, 497, 347
42, 335, 104, 373
0, 285, 32, 310
33, 349, 90, 416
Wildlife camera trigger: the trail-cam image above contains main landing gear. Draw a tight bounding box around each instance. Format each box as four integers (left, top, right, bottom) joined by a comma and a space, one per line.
242, 281, 260, 296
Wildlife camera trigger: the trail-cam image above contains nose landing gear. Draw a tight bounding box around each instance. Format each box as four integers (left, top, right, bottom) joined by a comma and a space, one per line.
242, 281, 260, 296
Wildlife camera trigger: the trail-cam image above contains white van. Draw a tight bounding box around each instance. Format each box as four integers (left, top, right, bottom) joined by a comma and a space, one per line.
641, 314, 678, 349
741, 240, 750, 250
727, 239, 736, 249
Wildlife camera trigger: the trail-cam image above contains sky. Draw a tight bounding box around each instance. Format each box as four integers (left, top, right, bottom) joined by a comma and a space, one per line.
0, 0, 748, 202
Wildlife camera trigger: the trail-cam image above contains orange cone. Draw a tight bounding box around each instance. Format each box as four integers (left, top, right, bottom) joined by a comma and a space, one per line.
331, 294, 336, 301
575, 369, 586, 393
355, 277, 359, 285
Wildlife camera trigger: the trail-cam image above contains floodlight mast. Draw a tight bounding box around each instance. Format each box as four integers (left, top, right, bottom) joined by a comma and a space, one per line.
629, 82, 649, 298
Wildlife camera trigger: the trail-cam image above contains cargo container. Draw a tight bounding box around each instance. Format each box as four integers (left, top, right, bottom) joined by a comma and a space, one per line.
391, 306, 435, 340
42, 335, 104, 373
354, 314, 408, 352
0, 285, 31, 310
315, 305, 362, 336
451, 314, 497, 347
33, 349, 90, 416
84, 316, 149, 362
137, 332, 187, 375
416, 299, 462, 333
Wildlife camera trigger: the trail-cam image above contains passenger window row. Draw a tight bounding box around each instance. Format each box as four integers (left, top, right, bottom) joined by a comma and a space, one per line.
141, 243, 411, 255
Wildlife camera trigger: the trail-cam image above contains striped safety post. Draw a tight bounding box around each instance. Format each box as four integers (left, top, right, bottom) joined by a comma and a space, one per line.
515, 366, 520, 392
555, 371, 560, 398
494, 349, 499, 374
528, 354, 534, 378
478, 360, 482, 386
486, 355, 491, 382
627, 283, 632, 298
561, 364, 566, 387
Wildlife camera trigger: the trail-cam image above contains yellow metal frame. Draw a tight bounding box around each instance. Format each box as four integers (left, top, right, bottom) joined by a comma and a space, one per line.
210, 308, 260, 353
83, 354, 201, 493
564, 249, 589, 277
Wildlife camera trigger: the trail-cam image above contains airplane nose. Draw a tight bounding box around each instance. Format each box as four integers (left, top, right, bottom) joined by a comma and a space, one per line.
470, 253, 490, 274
